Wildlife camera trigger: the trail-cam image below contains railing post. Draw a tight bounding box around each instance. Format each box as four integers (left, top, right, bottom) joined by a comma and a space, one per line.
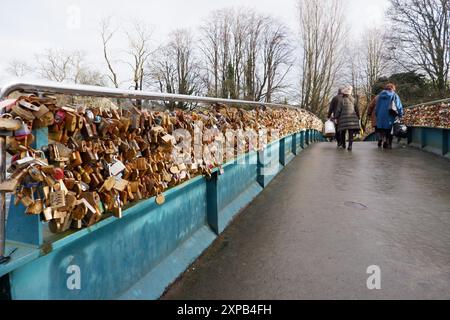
421, 128, 426, 149
300, 131, 305, 149
443, 129, 449, 157
206, 172, 219, 235
292, 132, 298, 155
0, 136, 7, 263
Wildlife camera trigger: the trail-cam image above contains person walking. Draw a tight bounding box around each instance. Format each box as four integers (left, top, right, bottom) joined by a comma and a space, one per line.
367, 94, 383, 148
374, 83, 404, 149
335, 85, 360, 151
327, 88, 343, 147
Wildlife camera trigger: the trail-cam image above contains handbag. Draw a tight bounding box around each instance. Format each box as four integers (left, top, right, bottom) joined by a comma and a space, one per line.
389, 94, 399, 117
393, 118, 408, 138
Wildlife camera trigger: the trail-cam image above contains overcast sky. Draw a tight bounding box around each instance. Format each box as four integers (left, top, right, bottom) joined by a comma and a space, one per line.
0, 0, 390, 85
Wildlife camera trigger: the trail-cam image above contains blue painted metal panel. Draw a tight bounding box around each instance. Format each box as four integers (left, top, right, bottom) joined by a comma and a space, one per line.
293, 132, 301, 155
257, 139, 283, 188
422, 128, 444, 155
364, 133, 377, 142
6, 127, 48, 246
300, 131, 305, 149
280, 136, 295, 166
410, 127, 423, 149
9, 176, 214, 299
208, 152, 262, 234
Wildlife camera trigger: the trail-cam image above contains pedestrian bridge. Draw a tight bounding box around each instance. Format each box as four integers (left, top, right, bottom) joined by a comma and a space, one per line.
0, 82, 448, 300
163, 141, 450, 300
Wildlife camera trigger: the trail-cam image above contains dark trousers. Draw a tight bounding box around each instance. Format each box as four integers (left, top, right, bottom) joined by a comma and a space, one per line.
376, 128, 393, 146
339, 129, 356, 147
335, 131, 342, 146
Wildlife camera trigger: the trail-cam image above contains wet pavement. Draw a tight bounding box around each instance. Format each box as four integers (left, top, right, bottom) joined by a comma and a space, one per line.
162, 142, 450, 300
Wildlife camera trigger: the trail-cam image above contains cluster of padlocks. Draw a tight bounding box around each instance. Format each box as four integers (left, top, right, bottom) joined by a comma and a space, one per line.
403, 103, 450, 129
0, 95, 322, 233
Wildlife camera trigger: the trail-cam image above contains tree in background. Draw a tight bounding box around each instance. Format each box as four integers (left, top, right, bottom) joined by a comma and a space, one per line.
199, 8, 292, 103
298, 0, 347, 117
101, 17, 120, 88
6, 60, 32, 78
372, 71, 431, 106
34, 49, 105, 86
148, 29, 204, 109
387, 0, 450, 97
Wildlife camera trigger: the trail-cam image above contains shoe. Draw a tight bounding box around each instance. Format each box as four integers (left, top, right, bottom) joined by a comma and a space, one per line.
348, 145, 352, 151
383, 142, 388, 149
378, 141, 382, 148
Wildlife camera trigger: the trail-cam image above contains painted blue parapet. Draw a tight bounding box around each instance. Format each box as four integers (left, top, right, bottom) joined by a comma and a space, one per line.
280, 135, 295, 166
300, 131, 305, 149
293, 132, 302, 155
408, 127, 449, 158
257, 139, 283, 188
0, 131, 323, 300
207, 152, 262, 235
7, 127, 49, 247
3, 176, 215, 300
363, 132, 378, 142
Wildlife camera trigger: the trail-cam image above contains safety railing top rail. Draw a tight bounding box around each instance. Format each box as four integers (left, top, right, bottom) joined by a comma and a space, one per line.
0, 81, 319, 116
0, 80, 322, 262
407, 97, 450, 109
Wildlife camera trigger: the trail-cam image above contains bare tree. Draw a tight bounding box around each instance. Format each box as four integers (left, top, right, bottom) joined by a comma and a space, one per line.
244, 11, 267, 100
257, 19, 293, 102
101, 18, 120, 88
125, 22, 154, 91
148, 29, 203, 109
388, 0, 450, 96
199, 11, 221, 97
35, 49, 78, 82
5, 60, 33, 78
298, 0, 347, 117
34, 49, 105, 86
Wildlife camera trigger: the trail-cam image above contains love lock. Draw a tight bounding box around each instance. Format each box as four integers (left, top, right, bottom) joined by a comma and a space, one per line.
0, 113, 21, 136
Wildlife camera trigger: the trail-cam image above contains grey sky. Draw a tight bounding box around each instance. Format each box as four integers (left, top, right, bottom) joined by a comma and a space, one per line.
0, 0, 390, 85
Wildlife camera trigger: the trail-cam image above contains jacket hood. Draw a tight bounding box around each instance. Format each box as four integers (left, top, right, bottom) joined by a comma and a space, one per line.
378, 90, 395, 101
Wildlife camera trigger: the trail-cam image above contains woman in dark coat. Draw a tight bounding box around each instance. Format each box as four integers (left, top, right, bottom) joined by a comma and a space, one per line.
335, 85, 360, 151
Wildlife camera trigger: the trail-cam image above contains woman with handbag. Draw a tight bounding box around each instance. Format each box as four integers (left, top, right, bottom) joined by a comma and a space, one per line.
374, 83, 404, 149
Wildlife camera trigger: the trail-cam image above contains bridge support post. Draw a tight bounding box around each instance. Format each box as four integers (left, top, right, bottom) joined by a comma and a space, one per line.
443, 129, 449, 157
300, 131, 305, 149
292, 132, 298, 155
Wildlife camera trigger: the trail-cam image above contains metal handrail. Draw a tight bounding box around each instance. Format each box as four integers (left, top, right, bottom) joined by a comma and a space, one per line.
407, 98, 450, 109
0, 80, 322, 263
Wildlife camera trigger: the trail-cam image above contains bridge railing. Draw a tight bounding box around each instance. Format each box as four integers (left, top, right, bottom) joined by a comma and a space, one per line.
365, 99, 449, 158
0, 80, 324, 299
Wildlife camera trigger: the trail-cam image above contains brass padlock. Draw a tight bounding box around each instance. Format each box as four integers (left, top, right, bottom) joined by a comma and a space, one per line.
70, 150, 83, 167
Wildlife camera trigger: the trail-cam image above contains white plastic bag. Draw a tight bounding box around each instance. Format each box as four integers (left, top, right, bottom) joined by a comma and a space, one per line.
324, 120, 336, 136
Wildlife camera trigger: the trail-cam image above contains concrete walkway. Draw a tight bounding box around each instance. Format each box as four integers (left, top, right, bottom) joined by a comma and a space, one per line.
162, 142, 450, 300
